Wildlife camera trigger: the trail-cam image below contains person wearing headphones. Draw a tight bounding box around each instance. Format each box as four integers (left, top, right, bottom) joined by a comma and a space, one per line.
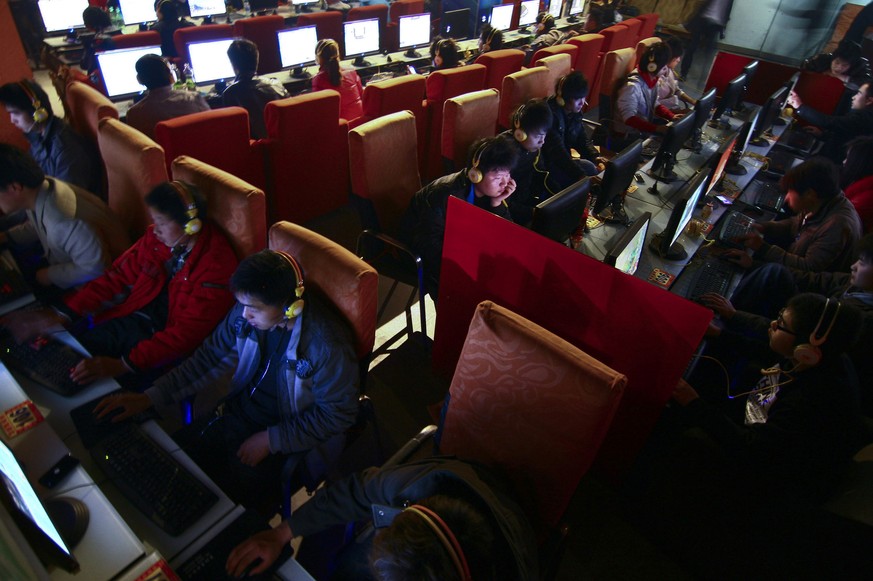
312, 39, 363, 122
4, 181, 236, 388
92, 249, 360, 509
0, 79, 101, 193
430, 37, 462, 71
223, 39, 288, 139
613, 42, 677, 148
399, 136, 518, 300
478, 23, 504, 54
657, 36, 698, 112
529, 12, 566, 52
547, 71, 607, 177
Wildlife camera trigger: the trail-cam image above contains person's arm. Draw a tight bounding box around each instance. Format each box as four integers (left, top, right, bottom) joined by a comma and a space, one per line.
51, 140, 100, 194
655, 103, 676, 121
64, 234, 149, 316
791, 269, 851, 295
760, 219, 856, 271
194, 93, 211, 112
617, 83, 662, 133
759, 216, 798, 247
793, 101, 860, 134
43, 218, 107, 288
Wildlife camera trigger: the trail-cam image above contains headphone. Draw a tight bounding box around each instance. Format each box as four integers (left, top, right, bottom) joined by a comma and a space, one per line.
512, 102, 528, 143
274, 250, 305, 319
482, 26, 497, 51
404, 505, 472, 581
555, 74, 568, 107
645, 49, 659, 74
467, 140, 489, 184
18, 81, 49, 124
169, 181, 202, 236
538, 13, 555, 29
792, 298, 842, 367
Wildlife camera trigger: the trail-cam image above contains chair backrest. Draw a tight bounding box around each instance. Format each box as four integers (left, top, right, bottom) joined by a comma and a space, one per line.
97, 117, 168, 240
173, 23, 233, 65
794, 70, 847, 116
233, 15, 286, 75
348, 110, 421, 235
636, 12, 659, 41
112, 30, 161, 49
347, 4, 389, 51
442, 89, 500, 171
621, 17, 643, 45
269, 221, 378, 359
357, 74, 426, 127
566, 33, 604, 80
599, 23, 631, 53
297, 11, 344, 47
438, 301, 626, 537
171, 155, 266, 259
499, 66, 551, 129
635, 36, 661, 69
474, 49, 526, 91
598, 47, 636, 122
65, 80, 119, 145
535, 53, 573, 90
390, 0, 424, 21
531, 43, 579, 73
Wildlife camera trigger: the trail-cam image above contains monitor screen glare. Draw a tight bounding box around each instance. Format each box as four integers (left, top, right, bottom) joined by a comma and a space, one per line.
708, 136, 737, 195
519, 0, 539, 26
189, 0, 226, 18
670, 174, 708, 248
38, 0, 89, 32
615, 218, 649, 275
548, 0, 563, 19
188, 39, 235, 84
399, 13, 431, 49
278, 26, 318, 68
489, 4, 514, 31
568, 0, 586, 16
98, 45, 162, 98
119, 0, 156, 25
344, 18, 380, 56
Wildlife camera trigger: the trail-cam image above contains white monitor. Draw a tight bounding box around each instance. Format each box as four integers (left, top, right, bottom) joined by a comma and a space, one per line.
187, 38, 235, 84
291, 0, 318, 5
399, 13, 431, 50
119, 0, 156, 25
489, 4, 513, 32
568, 0, 586, 16
37, 0, 89, 33
548, 0, 563, 19
97, 45, 162, 98
518, 0, 539, 27
189, 0, 226, 18
344, 18, 380, 57
278, 26, 318, 69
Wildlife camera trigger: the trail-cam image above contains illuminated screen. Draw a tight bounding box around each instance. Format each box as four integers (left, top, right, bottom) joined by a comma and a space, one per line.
670, 174, 708, 248
97, 45, 162, 98
614, 219, 649, 275
291, 0, 318, 5
399, 13, 431, 49
187, 39, 235, 83
519, 0, 539, 26
119, 0, 156, 25
568, 0, 586, 16
708, 136, 737, 196
189, 0, 226, 18
278, 26, 318, 68
548, 0, 563, 19
38, 0, 89, 32
489, 4, 513, 31
344, 18, 380, 56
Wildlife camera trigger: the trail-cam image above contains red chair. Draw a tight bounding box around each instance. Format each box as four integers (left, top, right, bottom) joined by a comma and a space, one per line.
442, 89, 500, 173
498, 66, 551, 130
264, 91, 350, 224
297, 11, 344, 48
475, 48, 526, 91
154, 107, 265, 191
566, 33, 604, 106
588, 25, 631, 109
705, 51, 752, 96
233, 15, 286, 75
794, 71, 847, 117
113, 30, 161, 49
350, 74, 426, 134
347, 5, 389, 52
621, 17, 643, 45
636, 12, 659, 41
389, 0, 424, 21
530, 43, 579, 74
173, 24, 233, 65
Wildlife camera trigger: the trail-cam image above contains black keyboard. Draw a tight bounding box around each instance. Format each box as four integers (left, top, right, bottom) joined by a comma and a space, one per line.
0, 332, 84, 396
686, 260, 736, 302
763, 148, 800, 177
90, 424, 218, 536
717, 211, 755, 248
754, 180, 784, 212
69, 390, 158, 448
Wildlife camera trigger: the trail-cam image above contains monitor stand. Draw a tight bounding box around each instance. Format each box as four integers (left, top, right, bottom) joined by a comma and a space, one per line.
291, 66, 311, 79
648, 154, 679, 183
748, 135, 769, 147
649, 232, 688, 261
404, 47, 421, 58
295, 4, 314, 12
518, 26, 530, 35
567, 15, 579, 23
46, 497, 90, 549
352, 55, 371, 67
724, 150, 747, 176
138, 22, 148, 31
202, 15, 214, 24
685, 128, 703, 153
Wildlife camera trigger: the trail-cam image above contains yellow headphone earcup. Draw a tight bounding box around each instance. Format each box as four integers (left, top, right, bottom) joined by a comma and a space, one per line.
184, 217, 202, 235
32, 103, 49, 124
514, 128, 527, 142
285, 299, 305, 319
468, 167, 483, 183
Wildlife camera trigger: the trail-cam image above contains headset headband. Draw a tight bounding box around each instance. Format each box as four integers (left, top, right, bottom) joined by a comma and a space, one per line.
405, 505, 472, 581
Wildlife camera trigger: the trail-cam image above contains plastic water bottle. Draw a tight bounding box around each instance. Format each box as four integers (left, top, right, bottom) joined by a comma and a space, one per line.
183, 64, 196, 91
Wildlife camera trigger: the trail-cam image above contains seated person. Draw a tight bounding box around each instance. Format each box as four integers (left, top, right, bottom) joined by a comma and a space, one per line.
312, 39, 363, 123
0, 144, 128, 290
658, 36, 698, 112
547, 71, 607, 177
226, 457, 538, 579
430, 37, 462, 71
399, 136, 518, 299
126, 54, 210, 139
723, 157, 862, 273
802, 39, 871, 115
222, 39, 289, 139
841, 136, 873, 233
613, 42, 676, 147
785, 81, 873, 164
478, 23, 504, 54
529, 13, 566, 52
80, 6, 116, 79
150, 0, 193, 58
93, 250, 360, 508
5, 181, 237, 387
0, 80, 102, 193
585, 0, 623, 32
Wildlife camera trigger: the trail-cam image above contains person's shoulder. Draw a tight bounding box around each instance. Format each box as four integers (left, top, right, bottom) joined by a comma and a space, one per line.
301, 294, 356, 351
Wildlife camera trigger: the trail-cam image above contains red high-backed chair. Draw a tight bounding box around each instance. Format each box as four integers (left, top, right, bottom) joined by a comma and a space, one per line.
113, 30, 161, 49
535, 53, 573, 91
421, 64, 487, 180
704, 51, 752, 96
65, 80, 119, 146
350, 74, 426, 133
475, 48, 526, 91
567, 33, 604, 106
297, 11, 344, 46
506, 0, 521, 30
636, 13, 659, 41
347, 5, 389, 52
599, 23, 632, 53
154, 107, 265, 191
498, 66, 551, 130
173, 24, 233, 65
442, 89, 500, 173
793, 71, 847, 117
390, 0, 424, 20
621, 17, 643, 45
597, 47, 636, 133
636, 37, 661, 69
233, 15, 286, 74
263, 90, 350, 224
530, 43, 579, 74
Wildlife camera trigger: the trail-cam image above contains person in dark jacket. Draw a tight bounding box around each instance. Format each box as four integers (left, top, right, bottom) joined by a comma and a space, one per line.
547, 71, 606, 177
223, 39, 288, 139
802, 39, 872, 115
150, 0, 193, 58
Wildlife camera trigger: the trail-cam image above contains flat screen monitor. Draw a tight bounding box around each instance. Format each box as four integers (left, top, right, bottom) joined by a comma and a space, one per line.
548, 0, 563, 19
710, 73, 746, 127
649, 110, 697, 182
97, 45, 162, 99
605, 211, 651, 275
119, 0, 156, 25
750, 86, 788, 145
278, 26, 318, 71
724, 106, 760, 176
531, 178, 591, 243
189, 0, 226, 18
38, 0, 89, 33
399, 13, 431, 50
704, 134, 737, 196
519, 0, 539, 27
592, 139, 642, 216
736, 60, 758, 108
649, 168, 709, 260
442, 8, 472, 39
489, 4, 514, 31
687, 87, 716, 151
344, 18, 380, 66
568, 0, 586, 17
187, 38, 235, 84
0, 441, 78, 573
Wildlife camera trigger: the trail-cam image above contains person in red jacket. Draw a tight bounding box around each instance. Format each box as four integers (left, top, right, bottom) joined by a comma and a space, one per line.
5, 181, 238, 388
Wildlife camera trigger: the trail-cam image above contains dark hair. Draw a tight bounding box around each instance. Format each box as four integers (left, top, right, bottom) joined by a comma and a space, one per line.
135, 54, 172, 89
514, 98, 553, 133
856, 233, 873, 263
370, 495, 496, 581
0, 79, 54, 119
862, 82, 873, 100
467, 135, 518, 174
479, 23, 503, 51
82, 6, 111, 30
841, 136, 873, 189
640, 42, 671, 74
144, 181, 207, 227
430, 37, 460, 70
535, 12, 555, 31
0, 144, 45, 189
833, 39, 862, 65
785, 293, 862, 361
315, 39, 342, 87
157, 0, 180, 21
227, 39, 259, 76
230, 250, 300, 307
556, 70, 589, 101
781, 157, 840, 201
663, 35, 684, 60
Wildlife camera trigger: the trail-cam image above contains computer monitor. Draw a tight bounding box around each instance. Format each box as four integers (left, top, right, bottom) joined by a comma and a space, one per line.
0, 441, 79, 573
442, 8, 472, 39
119, 0, 156, 26
250, 0, 279, 13
749, 85, 789, 146
489, 4, 514, 31
567, 0, 586, 22
187, 38, 235, 84
604, 211, 651, 275
648, 110, 697, 183
704, 134, 738, 196
649, 168, 709, 260
518, 0, 539, 30
591, 139, 643, 217
97, 45, 162, 99
399, 13, 431, 57
278, 26, 318, 77
724, 106, 760, 176
709, 73, 746, 129
733, 60, 759, 113
38, 0, 89, 33
548, 0, 563, 19
189, 0, 226, 19
531, 178, 591, 243
291, 0, 319, 12
344, 18, 380, 67
686, 87, 716, 152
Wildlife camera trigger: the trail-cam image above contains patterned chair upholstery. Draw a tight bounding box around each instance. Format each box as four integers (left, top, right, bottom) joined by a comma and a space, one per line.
442, 89, 500, 173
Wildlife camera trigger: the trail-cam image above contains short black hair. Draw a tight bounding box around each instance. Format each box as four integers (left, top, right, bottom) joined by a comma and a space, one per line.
841, 135, 873, 188
0, 79, 53, 119
641, 42, 671, 74
136, 54, 172, 89
514, 98, 553, 133
467, 135, 518, 174
786, 293, 862, 361
0, 144, 45, 189
230, 250, 300, 307
82, 6, 111, 30
663, 35, 684, 60
479, 23, 503, 51
144, 181, 207, 227
781, 157, 840, 201
227, 39, 259, 75
833, 39, 862, 65
556, 71, 589, 101
856, 233, 873, 263
157, 0, 180, 21
430, 37, 460, 69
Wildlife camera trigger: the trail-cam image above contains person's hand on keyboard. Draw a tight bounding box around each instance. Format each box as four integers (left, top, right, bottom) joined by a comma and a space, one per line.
700, 293, 737, 320
227, 522, 293, 578
70, 356, 128, 385
2, 308, 67, 343
237, 430, 270, 467
722, 249, 753, 269
94, 392, 153, 422
736, 230, 764, 251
